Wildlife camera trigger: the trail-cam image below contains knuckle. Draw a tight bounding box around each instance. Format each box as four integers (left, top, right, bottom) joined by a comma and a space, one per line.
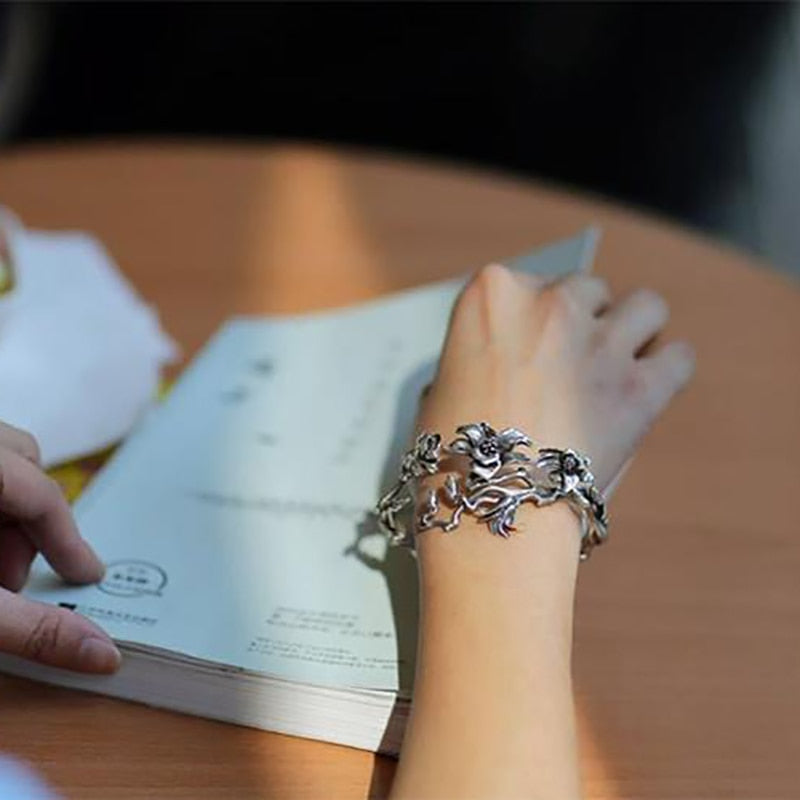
594, 276, 612, 300
622, 365, 653, 405
625, 361, 680, 417
470, 262, 514, 295
546, 282, 573, 315
560, 275, 610, 314
591, 320, 614, 352
44, 476, 64, 503
23, 610, 64, 662
664, 341, 696, 386
633, 288, 668, 318
38, 476, 67, 516
456, 263, 517, 322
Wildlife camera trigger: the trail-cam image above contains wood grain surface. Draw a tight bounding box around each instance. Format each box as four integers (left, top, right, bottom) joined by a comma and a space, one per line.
0, 143, 798, 799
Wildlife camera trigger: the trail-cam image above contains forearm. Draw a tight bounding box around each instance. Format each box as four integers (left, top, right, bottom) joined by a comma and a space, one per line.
390, 504, 583, 800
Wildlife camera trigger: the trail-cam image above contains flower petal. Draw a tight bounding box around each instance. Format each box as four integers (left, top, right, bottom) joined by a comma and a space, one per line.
472, 461, 500, 481
535, 451, 562, 470
479, 421, 497, 439
447, 438, 472, 455
456, 423, 486, 445
497, 428, 532, 451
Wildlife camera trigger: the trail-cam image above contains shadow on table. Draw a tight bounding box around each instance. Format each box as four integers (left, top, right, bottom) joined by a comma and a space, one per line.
343, 361, 435, 795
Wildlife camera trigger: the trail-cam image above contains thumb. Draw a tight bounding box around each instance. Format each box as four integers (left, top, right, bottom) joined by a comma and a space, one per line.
0, 589, 121, 673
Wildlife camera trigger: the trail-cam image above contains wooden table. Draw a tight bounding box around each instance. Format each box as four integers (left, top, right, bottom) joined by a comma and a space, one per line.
0, 143, 798, 799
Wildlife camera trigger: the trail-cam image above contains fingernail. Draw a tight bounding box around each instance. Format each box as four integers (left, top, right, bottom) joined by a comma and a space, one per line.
79, 547, 106, 585
67, 554, 105, 586
92, 555, 106, 581
78, 636, 121, 673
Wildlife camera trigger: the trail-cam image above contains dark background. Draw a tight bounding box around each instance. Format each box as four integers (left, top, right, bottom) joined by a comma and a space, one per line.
1, 2, 798, 272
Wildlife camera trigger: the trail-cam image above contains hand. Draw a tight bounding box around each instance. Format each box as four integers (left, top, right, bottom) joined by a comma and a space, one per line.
419, 264, 695, 492
0, 422, 120, 673
393, 264, 694, 800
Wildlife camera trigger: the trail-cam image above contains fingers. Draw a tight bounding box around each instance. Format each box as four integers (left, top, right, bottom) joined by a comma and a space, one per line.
0, 588, 121, 673
0, 447, 104, 584
454, 265, 610, 330
605, 288, 669, 355
0, 427, 115, 675
0, 422, 42, 465
560, 275, 611, 316
445, 263, 521, 351
636, 340, 696, 415
0, 524, 37, 592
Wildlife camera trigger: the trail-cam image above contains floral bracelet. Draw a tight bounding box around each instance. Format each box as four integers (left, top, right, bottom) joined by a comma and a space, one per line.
376, 422, 609, 561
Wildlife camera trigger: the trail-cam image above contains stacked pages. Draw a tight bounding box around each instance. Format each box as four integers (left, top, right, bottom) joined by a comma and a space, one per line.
0, 229, 598, 755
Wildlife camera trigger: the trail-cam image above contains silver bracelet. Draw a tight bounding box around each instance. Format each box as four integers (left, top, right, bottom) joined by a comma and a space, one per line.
376, 422, 609, 561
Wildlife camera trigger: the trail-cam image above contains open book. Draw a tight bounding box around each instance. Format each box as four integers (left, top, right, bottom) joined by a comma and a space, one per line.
0, 229, 598, 755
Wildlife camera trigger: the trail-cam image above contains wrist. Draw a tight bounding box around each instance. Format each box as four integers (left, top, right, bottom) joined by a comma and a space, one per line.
413, 501, 581, 680
415, 500, 582, 603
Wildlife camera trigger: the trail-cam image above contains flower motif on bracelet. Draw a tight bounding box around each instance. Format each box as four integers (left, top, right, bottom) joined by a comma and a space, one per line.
446, 422, 532, 481
535, 447, 595, 494
377, 432, 442, 546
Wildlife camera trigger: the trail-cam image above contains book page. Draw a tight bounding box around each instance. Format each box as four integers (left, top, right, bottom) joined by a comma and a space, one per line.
20, 229, 598, 694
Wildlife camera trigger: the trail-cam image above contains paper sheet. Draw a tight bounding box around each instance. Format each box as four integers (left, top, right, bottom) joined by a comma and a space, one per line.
0, 212, 177, 466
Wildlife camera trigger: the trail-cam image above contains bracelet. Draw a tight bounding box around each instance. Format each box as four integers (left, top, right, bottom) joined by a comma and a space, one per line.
376, 422, 609, 561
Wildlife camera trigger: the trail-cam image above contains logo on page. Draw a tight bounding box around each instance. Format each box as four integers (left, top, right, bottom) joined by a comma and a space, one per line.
99, 560, 168, 598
